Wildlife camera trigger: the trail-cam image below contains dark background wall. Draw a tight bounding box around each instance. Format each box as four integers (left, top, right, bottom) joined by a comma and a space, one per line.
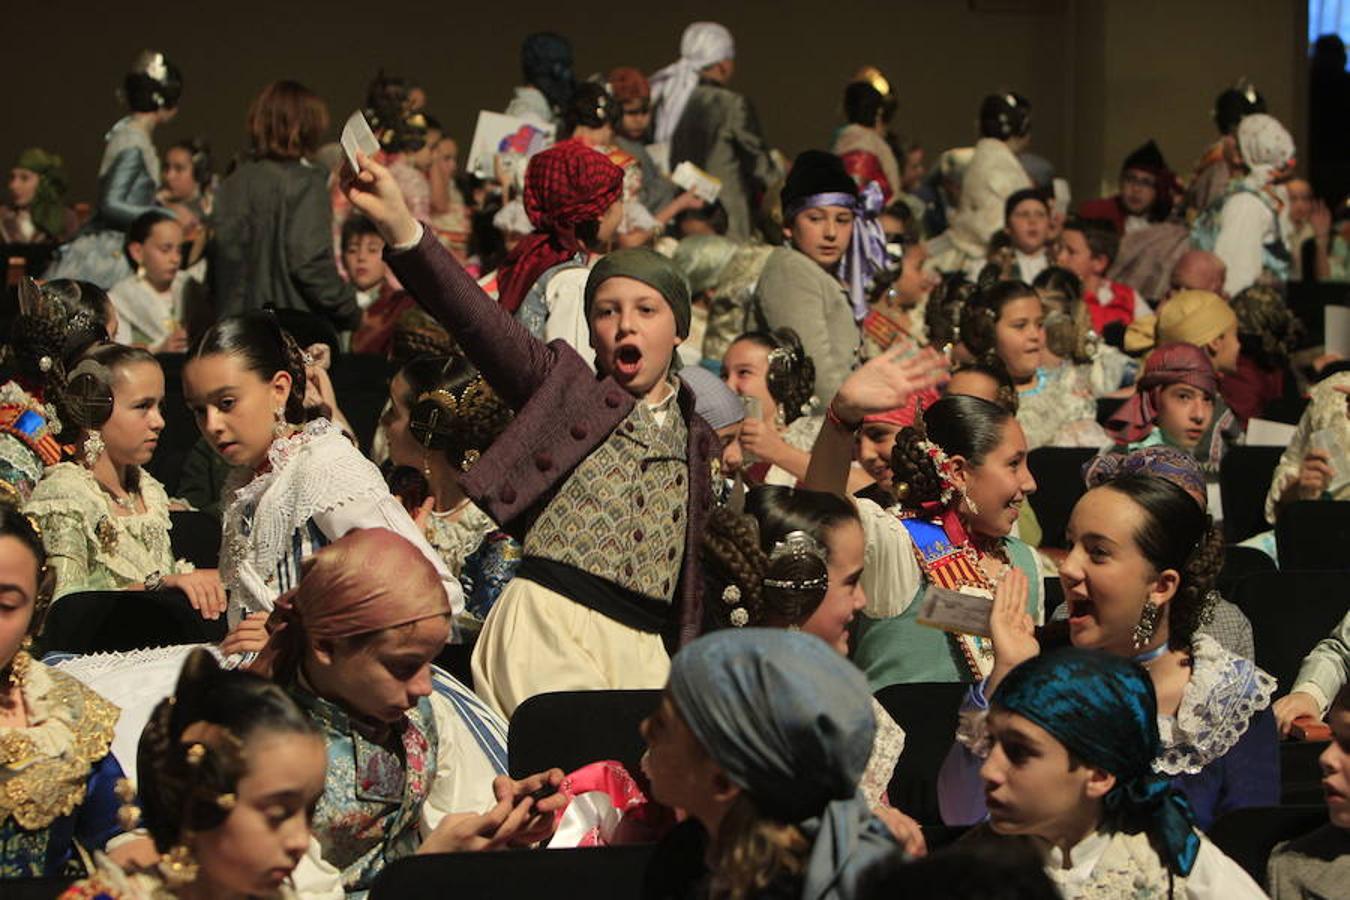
7, 0, 1307, 207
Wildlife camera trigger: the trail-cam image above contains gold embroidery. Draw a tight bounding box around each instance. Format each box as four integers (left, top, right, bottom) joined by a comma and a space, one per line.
0, 663, 120, 829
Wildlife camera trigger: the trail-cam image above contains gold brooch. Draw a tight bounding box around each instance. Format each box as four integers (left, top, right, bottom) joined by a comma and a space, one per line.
95, 517, 118, 554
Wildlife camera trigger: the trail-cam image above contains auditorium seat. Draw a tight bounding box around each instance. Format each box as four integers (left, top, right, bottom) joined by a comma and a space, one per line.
330, 353, 396, 454
1216, 544, 1276, 600
1219, 446, 1284, 543
873, 682, 968, 825
507, 690, 661, 783
370, 844, 657, 900
1281, 741, 1331, 806
169, 509, 222, 569
1209, 805, 1327, 884
268, 307, 342, 361
1095, 397, 1123, 426
39, 589, 228, 654
1229, 570, 1350, 690
1275, 501, 1350, 571
6, 877, 75, 900
1025, 447, 1097, 549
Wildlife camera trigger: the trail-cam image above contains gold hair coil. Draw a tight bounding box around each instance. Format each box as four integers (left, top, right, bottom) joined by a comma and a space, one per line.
418, 375, 495, 424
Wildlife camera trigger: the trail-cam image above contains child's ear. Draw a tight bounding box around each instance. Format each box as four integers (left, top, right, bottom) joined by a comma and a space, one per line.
1083, 766, 1116, 802
129, 243, 145, 265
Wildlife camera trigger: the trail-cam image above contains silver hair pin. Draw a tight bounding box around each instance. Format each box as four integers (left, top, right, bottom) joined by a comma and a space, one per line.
762, 531, 829, 591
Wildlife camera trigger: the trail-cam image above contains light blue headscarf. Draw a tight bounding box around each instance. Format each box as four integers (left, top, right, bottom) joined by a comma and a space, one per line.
667, 629, 898, 900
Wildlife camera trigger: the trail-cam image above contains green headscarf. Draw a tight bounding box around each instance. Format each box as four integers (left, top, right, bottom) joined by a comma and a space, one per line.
584, 248, 692, 338
12, 148, 69, 242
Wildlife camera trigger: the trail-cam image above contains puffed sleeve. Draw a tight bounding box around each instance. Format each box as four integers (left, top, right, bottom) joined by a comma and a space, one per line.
855, 497, 923, 620
33, 510, 93, 600
1289, 609, 1350, 714
73, 753, 127, 854
98, 148, 160, 229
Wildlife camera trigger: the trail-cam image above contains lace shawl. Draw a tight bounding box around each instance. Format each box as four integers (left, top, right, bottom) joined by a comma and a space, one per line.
220, 420, 391, 613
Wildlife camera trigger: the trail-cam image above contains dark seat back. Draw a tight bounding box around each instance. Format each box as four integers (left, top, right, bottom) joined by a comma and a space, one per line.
1209, 805, 1327, 884
370, 844, 657, 900
1220, 446, 1285, 542
873, 682, 968, 825
507, 690, 661, 782
329, 353, 396, 454
39, 590, 228, 654
1229, 570, 1350, 689
169, 509, 221, 569
1025, 447, 1097, 549
1217, 545, 1277, 599
1276, 501, 1350, 571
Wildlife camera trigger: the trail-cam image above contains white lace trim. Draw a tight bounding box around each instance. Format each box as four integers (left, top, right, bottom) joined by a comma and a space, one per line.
220, 419, 392, 612
1154, 633, 1276, 776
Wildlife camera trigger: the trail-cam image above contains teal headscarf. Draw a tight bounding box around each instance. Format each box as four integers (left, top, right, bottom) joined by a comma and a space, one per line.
993, 648, 1202, 877
13, 148, 69, 241
668, 629, 897, 900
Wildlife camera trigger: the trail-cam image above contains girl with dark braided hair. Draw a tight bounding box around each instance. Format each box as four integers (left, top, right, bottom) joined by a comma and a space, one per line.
938, 446, 1278, 832
804, 345, 1045, 691
180, 312, 459, 650
720, 328, 821, 486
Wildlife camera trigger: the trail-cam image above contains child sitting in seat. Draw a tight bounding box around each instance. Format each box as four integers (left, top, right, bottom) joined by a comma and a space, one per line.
342, 215, 415, 356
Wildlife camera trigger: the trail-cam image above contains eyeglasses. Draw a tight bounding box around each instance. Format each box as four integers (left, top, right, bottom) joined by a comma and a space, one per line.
1122, 171, 1157, 189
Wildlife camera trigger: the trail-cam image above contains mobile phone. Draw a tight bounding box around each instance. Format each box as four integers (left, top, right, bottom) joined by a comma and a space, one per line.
741, 395, 761, 421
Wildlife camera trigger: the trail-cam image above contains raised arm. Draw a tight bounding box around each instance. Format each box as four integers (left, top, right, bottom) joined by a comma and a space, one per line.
346, 154, 553, 409
803, 344, 949, 497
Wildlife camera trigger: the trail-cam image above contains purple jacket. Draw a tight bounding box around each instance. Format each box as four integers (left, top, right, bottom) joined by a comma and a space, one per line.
386, 228, 714, 649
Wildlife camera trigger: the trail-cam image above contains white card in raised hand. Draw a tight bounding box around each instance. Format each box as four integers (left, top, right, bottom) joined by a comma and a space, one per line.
341, 111, 380, 173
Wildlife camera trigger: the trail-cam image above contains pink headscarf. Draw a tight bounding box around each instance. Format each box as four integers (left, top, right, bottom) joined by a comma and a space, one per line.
862, 388, 941, 428
247, 529, 451, 682
1106, 343, 1218, 445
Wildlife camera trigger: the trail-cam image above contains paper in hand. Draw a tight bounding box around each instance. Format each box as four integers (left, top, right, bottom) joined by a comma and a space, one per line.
916, 584, 994, 638
671, 161, 723, 204
341, 111, 380, 173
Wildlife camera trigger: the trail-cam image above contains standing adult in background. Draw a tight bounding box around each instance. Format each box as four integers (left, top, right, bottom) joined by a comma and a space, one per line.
210, 81, 361, 333
1309, 34, 1350, 208
1187, 82, 1265, 217
47, 51, 183, 288
1079, 140, 1180, 235
652, 21, 779, 241
506, 32, 575, 129
929, 93, 1033, 275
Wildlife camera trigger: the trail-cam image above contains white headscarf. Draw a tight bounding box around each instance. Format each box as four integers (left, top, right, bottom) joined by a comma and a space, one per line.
649, 22, 735, 144
1236, 113, 1295, 184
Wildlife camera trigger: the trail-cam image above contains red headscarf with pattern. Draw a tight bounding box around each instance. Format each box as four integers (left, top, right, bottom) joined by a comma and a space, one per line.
495, 140, 624, 314
1105, 343, 1218, 445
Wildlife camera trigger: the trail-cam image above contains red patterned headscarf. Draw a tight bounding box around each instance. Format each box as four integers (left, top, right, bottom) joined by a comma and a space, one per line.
607, 67, 650, 103
862, 388, 940, 428
1106, 343, 1218, 444
495, 140, 625, 314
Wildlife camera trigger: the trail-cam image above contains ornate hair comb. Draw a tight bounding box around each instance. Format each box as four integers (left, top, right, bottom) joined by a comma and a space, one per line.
762, 530, 829, 591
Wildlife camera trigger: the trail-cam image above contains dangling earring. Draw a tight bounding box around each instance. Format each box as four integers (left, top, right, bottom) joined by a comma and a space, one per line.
157, 842, 199, 886
82, 430, 105, 468
136, 263, 147, 280
961, 491, 980, 517
272, 406, 288, 439
422, 452, 433, 480
1132, 599, 1162, 650
774, 406, 786, 430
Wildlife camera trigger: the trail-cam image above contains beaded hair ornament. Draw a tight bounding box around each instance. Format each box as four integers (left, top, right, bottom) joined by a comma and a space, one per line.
908, 403, 960, 508
409, 372, 509, 472
765, 343, 819, 421
762, 530, 829, 591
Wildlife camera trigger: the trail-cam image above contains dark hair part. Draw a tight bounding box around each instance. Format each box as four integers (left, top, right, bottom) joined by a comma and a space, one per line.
924, 273, 977, 349
5, 279, 112, 392
728, 329, 816, 425
843, 82, 886, 127
701, 486, 860, 630
400, 354, 512, 470
248, 80, 330, 161
673, 200, 730, 236
167, 138, 212, 188
55, 342, 159, 443
959, 280, 1040, 362
892, 395, 1014, 510
123, 209, 181, 267
949, 359, 1019, 414
340, 214, 383, 251
1097, 474, 1224, 649
190, 312, 307, 423
1063, 216, 1120, 266
125, 60, 183, 113
137, 649, 321, 852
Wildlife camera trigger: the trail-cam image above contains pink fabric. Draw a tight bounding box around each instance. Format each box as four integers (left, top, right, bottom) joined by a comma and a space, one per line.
248, 528, 450, 681
862, 389, 940, 428
549, 761, 673, 847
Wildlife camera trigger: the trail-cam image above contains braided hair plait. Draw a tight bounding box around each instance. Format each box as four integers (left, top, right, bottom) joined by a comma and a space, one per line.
1168, 522, 1225, 649
701, 506, 768, 629
889, 426, 944, 509
730, 328, 816, 425
924, 273, 976, 349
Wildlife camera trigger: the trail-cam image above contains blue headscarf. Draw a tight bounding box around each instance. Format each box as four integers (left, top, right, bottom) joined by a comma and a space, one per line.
992, 648, 1201, 877
668, 629, 897, 900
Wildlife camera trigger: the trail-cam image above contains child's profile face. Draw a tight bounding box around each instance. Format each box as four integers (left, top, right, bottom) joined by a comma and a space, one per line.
981, 709, 1106, 840
343, 234, 387, 291
1006, 200, 1050, 255
588, 276, 680, 402
1322, 697, 1350, 828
